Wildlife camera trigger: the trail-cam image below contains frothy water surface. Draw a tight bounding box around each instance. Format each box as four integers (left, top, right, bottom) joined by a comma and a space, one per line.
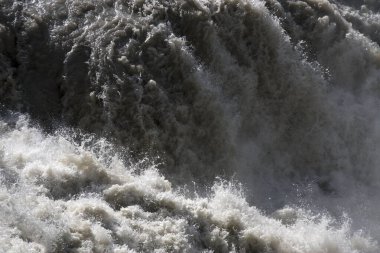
0, 116, 377, 252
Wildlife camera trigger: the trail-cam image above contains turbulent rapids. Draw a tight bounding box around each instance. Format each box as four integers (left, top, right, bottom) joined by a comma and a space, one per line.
1, 0, 380, 252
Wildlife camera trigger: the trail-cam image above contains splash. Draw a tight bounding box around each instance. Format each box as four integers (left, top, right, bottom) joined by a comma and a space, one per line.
0, 116, 377, 252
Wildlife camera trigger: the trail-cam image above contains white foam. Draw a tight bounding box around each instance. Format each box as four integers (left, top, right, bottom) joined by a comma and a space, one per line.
0, 116, 377, 252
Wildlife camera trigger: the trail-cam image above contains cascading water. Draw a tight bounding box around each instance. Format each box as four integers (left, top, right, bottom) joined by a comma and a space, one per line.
0, 0, 379, 252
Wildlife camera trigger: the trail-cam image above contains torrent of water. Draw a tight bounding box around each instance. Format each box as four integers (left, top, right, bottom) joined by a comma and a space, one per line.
0, 0, 380, 252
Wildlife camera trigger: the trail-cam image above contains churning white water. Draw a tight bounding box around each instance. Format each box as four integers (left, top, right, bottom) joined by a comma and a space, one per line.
0, 0, 380, 252
0, 115, 377, 252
